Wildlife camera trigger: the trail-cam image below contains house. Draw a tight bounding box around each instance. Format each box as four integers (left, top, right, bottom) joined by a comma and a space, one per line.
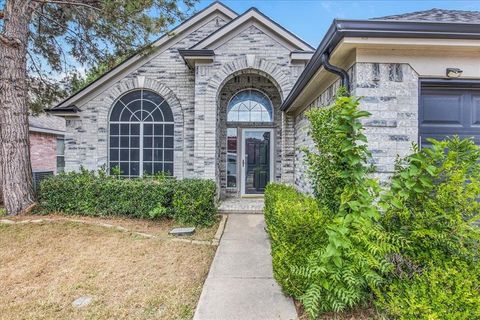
28, 114, 66, 178
0, 114, 65, 204
282, 8, 480, 192
48, 2, 480, 198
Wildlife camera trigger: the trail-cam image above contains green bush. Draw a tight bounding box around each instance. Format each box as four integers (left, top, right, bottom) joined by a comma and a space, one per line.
381, 137, 480, 264
264, 183, 327, 297
265, 94, 403, 318
376, 261, 480, 320
377, 137, 480, 318
265, 92, 480, 318
172, 179, 218, 226
38, 169, 217, 226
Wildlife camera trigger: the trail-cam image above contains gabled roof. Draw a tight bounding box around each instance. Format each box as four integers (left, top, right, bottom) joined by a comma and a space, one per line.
191, 7, 313, 51
51, 1, 238, 111
374, 8, 480, 23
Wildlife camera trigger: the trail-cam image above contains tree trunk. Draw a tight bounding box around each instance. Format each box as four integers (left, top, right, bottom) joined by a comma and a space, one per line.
0, 0, 37, 215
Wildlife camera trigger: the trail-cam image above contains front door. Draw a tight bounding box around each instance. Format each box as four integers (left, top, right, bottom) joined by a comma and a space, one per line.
241, 129, 273, 195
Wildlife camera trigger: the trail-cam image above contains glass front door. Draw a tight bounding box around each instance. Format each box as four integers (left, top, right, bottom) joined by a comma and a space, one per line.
241, 129, 273, 195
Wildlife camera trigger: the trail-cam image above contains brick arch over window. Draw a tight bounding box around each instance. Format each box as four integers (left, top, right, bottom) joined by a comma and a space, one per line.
211, 58, 292, 102
193, 56, 295, 180
102, 77, 185, 178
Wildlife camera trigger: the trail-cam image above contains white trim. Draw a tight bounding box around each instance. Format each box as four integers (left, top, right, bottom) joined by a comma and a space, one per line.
182, 55, 214, 68
290, 51, 314, 62
240, 128, 274, 196
55, 3, 237, 109
192, 9, 313, 51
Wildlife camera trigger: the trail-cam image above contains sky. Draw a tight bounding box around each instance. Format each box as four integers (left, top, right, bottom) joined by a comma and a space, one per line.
194, 0, 480, 48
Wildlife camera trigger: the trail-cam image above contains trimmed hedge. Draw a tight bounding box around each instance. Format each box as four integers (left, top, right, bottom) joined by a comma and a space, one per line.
38, 169, 218, 226
172, 178, 217, 226
264, 183, 327, 297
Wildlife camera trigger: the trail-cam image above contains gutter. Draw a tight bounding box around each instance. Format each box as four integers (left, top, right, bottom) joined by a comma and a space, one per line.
321, 52, 350, 94
281, 19, 480, 111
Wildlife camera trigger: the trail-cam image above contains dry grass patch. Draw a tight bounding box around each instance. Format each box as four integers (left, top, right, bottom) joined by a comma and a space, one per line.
0, 221, 217, 320
9, 214, 219, 241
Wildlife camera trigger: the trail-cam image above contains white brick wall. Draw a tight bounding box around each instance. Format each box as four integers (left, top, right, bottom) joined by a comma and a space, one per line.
64, 17, 304, 196
293, 63, 419, 192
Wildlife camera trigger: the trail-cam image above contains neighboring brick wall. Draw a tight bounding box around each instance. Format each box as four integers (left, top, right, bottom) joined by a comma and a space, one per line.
30, 132, 57, 173
293, 62, 419, 193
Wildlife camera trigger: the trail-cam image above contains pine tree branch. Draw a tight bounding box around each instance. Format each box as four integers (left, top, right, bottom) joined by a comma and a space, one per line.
31, 0, 100, 11
33, 9, 108, 61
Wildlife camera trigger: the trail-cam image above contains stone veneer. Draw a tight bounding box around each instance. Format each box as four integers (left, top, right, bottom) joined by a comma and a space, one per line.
193, 25, 303, 187
293, 63, 419, 193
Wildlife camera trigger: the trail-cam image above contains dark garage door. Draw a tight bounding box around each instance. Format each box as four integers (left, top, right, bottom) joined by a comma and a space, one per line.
420, 85, 480, 147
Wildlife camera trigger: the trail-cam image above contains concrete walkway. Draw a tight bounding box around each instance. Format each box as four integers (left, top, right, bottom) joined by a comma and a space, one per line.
194, 214, 297, 320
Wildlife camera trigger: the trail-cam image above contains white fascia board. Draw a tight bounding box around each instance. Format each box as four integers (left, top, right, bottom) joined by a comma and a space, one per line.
192, 9, 313, 51
56, 3, 237, 109
290, 51, 314, 62
183, 56, 214, 68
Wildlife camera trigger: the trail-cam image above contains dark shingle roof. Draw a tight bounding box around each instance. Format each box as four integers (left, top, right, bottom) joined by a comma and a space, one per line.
373, 8, 480, 24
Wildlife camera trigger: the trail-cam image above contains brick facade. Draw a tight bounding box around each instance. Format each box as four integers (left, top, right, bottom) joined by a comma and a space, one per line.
62, 10, 307, 197
293, 63, 419, 192
30, 132, 58, 173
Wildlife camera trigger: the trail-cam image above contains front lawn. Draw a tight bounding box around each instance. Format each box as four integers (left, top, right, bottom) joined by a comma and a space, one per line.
0, 216, 218, 319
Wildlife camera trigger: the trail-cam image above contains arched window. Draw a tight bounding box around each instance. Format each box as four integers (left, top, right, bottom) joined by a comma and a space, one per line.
109, 89, 174, 177
227, 89, 273, 122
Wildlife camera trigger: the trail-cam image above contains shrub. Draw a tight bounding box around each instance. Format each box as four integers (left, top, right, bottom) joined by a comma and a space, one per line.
38, 169, 217, 226
381, 137, 480, 264
172, 179, 218, 226
264, 183, 327, 297
376, 261, 480, 320
293, 96, 402, 317
265, 94, 403, 319
377, 137, 480, 318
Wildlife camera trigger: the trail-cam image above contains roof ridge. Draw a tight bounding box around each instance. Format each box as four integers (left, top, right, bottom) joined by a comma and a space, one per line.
51, 1, 238, 110
373, 7, 480, 22
189, 6, 313, 51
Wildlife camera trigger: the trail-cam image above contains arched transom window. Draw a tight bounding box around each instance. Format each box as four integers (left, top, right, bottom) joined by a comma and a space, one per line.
109, 89, 174, 177
227, 89, 273, 122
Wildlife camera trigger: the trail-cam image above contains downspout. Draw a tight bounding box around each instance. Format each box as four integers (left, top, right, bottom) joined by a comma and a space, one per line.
321, 52, 350, 95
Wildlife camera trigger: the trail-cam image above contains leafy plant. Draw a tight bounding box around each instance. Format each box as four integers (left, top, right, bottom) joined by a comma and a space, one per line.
265, 183, 327, 297
172, 179, 218, 226
266, 94, 403, 319
293, 95, 403, 317
38, 169, 217, 226
376, 260, 480, 320
377, 137, 480, 318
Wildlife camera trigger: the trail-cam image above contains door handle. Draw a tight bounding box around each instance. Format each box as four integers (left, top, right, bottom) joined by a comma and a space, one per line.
242, 159, 245, 167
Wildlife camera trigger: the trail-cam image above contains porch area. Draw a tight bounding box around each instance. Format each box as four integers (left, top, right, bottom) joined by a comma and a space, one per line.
218, 197, 264, 214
